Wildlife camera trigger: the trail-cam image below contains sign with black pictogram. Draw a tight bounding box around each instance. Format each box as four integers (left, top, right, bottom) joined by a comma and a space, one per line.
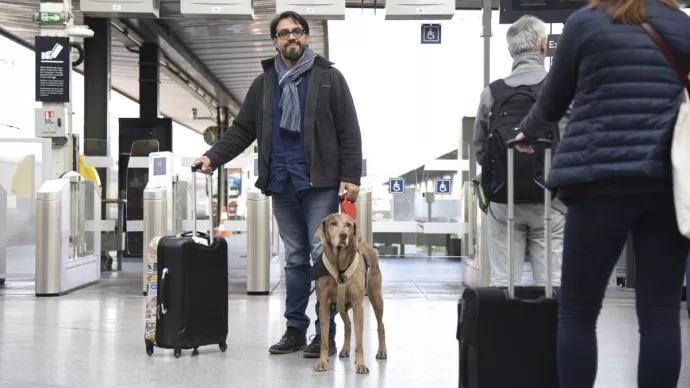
35, 36, 71, 103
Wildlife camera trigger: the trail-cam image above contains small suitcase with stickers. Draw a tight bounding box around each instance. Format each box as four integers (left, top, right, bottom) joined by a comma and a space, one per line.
144, 164, 229, 358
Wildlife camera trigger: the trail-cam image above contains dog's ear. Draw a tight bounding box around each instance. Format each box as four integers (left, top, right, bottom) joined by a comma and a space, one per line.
315, 219, 327, 243
353, 220, 361, 244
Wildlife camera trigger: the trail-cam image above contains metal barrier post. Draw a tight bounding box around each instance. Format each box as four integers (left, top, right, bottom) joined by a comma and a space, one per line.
356, 190, 373, 246
478, 0, 493, 288
142, 187, 167, 295
0, 185, 6, 285
246, 191, 270, 295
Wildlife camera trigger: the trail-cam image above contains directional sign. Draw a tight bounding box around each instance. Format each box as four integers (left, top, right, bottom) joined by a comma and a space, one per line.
388, 178, 405, 194
546, 34, 561, 57
435, 179, 452, 195
35, 12, 65, 23
421, 24, 442, 45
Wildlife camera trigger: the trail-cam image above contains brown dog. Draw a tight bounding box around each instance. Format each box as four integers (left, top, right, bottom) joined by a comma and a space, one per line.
313, 213, 387, 374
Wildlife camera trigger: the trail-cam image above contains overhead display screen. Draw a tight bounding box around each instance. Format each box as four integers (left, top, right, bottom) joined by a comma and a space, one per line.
499, 0, 588, 24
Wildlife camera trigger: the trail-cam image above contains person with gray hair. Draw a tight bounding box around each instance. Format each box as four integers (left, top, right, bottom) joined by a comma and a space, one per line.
473, 15, 566, 287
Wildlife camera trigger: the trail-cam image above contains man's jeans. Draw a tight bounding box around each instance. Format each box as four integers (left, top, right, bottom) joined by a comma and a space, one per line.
271, 178, 339, 339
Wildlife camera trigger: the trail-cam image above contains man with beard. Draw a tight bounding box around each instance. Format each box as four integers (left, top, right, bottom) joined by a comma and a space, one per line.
193, 11, 362, 358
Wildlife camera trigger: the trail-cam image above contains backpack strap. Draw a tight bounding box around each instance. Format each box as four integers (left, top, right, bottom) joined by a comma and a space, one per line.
489, 79, 543, 103
488, 79, 510, 100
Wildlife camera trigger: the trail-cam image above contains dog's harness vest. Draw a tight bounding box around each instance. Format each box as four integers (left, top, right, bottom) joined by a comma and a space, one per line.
321, 251, 371, 315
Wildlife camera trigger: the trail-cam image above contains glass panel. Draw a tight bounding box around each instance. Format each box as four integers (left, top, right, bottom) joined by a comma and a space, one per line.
176, 165, 213, 223
368, 146, 471, 259
79, 179, 98, 259
0, 140, 46, 281
82, 138, 118, 220
370, 172, 419, 258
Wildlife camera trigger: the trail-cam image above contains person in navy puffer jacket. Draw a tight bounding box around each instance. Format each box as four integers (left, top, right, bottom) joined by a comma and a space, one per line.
514, 0, 690, 387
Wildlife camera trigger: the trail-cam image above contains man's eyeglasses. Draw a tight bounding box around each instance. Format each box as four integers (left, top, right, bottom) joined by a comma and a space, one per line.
276, 28, 305, 40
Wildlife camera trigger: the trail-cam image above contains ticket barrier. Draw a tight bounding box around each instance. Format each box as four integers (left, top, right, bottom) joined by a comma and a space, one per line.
35, 171, 102, 296
141, 152, 185, 294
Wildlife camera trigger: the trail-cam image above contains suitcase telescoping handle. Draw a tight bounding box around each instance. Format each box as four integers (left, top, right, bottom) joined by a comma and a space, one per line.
505, 137, 553, 300
191, 163, 214, 245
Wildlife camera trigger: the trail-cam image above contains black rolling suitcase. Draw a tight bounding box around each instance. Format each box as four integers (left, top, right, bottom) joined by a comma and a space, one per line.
144, 164, 229, 358
457, 138, 559, 388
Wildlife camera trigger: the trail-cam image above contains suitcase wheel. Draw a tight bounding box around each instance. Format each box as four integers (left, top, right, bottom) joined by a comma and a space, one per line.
219, 340, 227, 352
146, 342, 154, 356
174, 348, 182, 358
192, 347, 199, 356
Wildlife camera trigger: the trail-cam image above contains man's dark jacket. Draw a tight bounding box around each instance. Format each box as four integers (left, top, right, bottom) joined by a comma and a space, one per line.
204, 55, 362, 192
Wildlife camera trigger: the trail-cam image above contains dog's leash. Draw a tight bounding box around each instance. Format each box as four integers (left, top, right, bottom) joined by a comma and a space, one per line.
340, 193, 356, 219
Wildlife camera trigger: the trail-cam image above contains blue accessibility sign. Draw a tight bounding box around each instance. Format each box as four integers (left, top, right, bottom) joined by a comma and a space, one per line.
388, 178, 405, 194
421, 24, 442, 44
434, 179, 452, 195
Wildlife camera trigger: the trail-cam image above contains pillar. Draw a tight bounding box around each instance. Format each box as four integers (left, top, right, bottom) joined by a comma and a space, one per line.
83, 16, 111, 204
139, 42, 160, 120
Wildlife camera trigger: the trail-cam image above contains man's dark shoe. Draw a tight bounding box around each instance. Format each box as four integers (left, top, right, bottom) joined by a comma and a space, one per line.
269, 327, 307, 354
303, 334, 336, 358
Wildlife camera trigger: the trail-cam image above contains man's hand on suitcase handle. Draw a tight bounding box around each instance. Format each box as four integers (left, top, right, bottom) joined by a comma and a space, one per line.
192, 156, 213, 174
509, 133, 552, 154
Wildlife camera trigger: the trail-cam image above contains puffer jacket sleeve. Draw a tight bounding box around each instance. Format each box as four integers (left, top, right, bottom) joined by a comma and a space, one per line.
520, 16, 583, 138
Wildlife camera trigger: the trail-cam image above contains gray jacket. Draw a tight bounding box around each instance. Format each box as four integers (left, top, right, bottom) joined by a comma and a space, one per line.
473, 52, 550, 167
473, 52, 569, 212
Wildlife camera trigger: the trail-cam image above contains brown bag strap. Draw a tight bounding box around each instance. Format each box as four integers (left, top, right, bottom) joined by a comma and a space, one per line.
641, 22, 690, 93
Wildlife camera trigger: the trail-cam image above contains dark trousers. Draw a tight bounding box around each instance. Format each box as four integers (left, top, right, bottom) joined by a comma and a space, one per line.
557, 192, 689, 388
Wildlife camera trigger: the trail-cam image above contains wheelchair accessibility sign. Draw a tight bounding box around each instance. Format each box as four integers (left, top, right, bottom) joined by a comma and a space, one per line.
388, 178, 405, 194
421, 24, 441, 44
434, 179, 451, 195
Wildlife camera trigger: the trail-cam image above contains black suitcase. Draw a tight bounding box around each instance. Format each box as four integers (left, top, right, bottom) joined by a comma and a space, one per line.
144, 165, 229, 358
457, 138, 559, 388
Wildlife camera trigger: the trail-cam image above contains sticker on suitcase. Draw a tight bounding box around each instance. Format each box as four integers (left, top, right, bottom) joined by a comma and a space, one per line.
145, 237, 162, 343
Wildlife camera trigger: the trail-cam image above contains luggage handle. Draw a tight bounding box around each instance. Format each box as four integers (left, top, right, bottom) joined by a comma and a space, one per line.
191, 163, 214, 246
179, 231, 210, 238
160, 268, 169, 314
506, 137, 554, 300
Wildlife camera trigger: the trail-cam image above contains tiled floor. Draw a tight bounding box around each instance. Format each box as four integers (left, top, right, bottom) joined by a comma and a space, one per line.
1, 244, 689, 388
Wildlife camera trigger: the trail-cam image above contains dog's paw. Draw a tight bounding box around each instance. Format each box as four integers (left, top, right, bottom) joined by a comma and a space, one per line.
375, 349, 387, 360
355, 363, 370, 375
339, 348, 350, 358
314, 360, 329, 372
